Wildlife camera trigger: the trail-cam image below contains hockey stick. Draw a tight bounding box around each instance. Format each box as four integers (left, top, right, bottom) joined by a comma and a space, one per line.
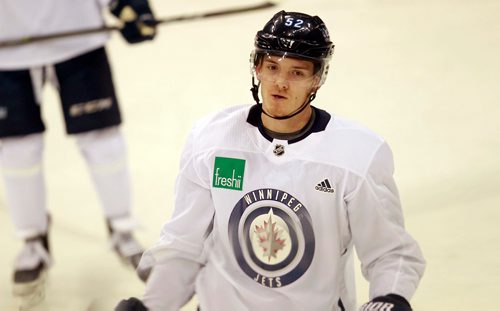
0, 1, 278, 48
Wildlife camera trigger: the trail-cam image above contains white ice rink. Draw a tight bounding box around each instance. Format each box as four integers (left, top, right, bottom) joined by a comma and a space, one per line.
1, 0, 499, 310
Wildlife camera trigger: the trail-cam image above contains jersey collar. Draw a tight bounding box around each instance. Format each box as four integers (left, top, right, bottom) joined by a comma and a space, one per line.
246, 104, 331, 144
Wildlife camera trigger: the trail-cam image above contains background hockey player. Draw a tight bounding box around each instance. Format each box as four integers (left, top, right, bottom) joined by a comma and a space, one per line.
116, 10, 425, 311
0, 0, 156, 305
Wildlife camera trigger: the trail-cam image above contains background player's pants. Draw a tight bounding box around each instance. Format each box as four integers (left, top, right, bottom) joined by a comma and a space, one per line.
0, 133, 47, 238
75, 126, 133, 221
0, 127, 133, 239
0, 47, 133, 239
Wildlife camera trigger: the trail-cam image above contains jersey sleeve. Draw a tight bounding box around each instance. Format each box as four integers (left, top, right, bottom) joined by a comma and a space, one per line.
141, 129, 215, 310
97, 0, 112, 7
345, 142, 425, 301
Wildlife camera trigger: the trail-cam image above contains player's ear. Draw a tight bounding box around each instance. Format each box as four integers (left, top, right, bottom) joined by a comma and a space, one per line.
313, 75, 322, 87
253, 53, 265, 74
254, 65, 264, 83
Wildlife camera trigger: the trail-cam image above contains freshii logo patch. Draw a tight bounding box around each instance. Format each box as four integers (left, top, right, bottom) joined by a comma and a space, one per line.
213, 157, 245, 191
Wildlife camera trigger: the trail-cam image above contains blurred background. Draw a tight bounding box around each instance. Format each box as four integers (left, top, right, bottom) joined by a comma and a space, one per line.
1, 0, 499, 309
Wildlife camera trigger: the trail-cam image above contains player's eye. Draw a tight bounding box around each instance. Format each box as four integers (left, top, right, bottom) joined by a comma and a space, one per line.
289, 69, 312, 81
266, 64, 278, 71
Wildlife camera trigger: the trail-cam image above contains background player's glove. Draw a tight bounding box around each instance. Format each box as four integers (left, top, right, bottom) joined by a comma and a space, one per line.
114, 297, 148, 311
110, 0, 156, 44
359, 294, 412, 311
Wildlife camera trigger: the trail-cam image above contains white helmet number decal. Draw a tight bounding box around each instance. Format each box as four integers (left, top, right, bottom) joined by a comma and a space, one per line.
285, 18, 304, 28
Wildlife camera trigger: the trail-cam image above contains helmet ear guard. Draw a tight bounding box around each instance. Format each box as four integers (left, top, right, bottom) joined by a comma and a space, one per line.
249, 49, 260, 76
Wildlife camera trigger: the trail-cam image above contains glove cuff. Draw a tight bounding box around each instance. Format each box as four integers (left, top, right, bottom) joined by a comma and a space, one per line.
360, 294, 412, 311
109, 0, 156, 44
109, 0, 127, 18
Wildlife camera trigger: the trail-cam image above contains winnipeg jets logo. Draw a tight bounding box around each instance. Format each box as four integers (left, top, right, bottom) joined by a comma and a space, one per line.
228, 188, 315, 288
252, 209, 289, 263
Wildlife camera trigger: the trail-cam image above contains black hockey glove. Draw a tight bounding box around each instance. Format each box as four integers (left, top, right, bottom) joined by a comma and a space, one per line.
110, 0, 157, 44
359, 294, 412, 311
115, 297, 148, 311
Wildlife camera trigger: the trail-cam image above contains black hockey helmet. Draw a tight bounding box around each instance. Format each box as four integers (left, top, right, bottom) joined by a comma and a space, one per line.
251, 10, 334, 86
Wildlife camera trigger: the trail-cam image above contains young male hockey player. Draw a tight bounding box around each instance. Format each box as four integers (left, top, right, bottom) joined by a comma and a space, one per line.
116, 10, 425, 311
0, 0, 156, 304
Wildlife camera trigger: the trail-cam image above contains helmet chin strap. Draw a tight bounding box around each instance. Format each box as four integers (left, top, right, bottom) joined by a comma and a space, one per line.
251, 76, 317, 121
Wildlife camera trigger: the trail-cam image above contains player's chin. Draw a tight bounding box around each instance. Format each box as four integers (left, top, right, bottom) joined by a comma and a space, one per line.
264, 108, 291, 119
262, 102, 283, 115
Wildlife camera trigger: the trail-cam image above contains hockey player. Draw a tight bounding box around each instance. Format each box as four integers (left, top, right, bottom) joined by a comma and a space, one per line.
0, 0, 156, 305
117, 10, 425, 311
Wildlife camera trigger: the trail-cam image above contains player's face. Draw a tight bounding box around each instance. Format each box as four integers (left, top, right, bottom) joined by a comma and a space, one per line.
256, 54, 319, 118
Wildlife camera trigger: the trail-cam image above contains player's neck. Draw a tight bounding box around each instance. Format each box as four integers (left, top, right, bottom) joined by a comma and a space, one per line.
261, 105, 313, 135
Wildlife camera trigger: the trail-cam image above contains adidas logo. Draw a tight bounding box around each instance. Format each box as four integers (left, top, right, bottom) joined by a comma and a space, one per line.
315, 179, 334, 193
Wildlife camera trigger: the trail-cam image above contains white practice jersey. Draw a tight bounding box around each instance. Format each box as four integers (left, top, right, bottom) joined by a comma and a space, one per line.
0, 0, 111, 69
143, 104, 425, 311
